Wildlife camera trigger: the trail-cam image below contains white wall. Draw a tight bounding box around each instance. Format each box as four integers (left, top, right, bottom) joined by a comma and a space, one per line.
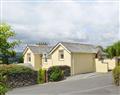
95, 59, 108, 73
104, 59, 116, 70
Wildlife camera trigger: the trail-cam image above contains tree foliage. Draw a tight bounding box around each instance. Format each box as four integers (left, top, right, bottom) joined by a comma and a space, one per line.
0, 23, 20, 64
105, 41, 120, 58
18, 55, 24, 63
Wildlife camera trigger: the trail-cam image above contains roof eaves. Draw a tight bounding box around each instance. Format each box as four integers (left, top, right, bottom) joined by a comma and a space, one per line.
71, 51, 97, 54
23, 46, 29, 56
49, 42, 71, 55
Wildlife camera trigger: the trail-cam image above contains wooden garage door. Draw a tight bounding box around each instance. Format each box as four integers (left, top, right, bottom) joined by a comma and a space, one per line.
73, 53, 95, 75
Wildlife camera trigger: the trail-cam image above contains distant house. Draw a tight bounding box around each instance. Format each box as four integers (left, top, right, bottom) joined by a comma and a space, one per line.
23, 42, 116, 75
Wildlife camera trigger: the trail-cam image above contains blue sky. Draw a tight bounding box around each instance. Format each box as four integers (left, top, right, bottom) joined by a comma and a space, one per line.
0, 0, 119, 51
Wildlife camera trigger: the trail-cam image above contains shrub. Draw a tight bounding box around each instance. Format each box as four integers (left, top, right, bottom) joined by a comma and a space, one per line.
37, 69, 46, 84
48, 66, 64, 82
113, 66, 120, 86
57, 65, 71, 77
47, 65, 70, 79
0, 64, 38, 88
0, 75, 8, 95
0, 64, 34, 75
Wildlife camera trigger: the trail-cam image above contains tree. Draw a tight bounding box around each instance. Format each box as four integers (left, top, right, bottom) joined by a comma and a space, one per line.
18, 55, 24, 63
0, 23, 20, 64
105, 41, 120, 58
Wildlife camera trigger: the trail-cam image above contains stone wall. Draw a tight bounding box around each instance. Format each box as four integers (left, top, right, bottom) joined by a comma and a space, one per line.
7, 71, 38, 88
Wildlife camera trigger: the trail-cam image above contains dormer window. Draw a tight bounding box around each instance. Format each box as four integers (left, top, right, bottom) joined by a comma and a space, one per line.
59, 50, 64, 60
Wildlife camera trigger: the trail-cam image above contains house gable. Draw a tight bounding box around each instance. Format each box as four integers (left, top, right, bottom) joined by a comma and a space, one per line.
50, 44, 72, 67
23, 47, 42, 70
23, 47, 29, 56
49, 43, 71, 55
23, 47, 35, 67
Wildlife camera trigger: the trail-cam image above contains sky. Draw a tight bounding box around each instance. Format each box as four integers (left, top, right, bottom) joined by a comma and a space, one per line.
0, 0, 120, 51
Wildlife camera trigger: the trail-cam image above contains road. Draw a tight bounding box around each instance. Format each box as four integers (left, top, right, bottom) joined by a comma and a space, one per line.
7, 72, 120, 95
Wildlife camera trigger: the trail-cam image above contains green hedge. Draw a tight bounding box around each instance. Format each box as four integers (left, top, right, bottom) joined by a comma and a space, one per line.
0, 64, 38, 88
37, 69, 46, 84
48, 66, 64, 82
113, 66, 120, 86
0, 64, 34, 75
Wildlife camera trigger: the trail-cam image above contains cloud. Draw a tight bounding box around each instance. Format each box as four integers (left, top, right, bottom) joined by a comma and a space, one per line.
1, 0, 119, 51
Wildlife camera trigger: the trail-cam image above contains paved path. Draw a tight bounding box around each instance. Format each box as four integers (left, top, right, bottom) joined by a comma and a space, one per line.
7, 72, 120, 95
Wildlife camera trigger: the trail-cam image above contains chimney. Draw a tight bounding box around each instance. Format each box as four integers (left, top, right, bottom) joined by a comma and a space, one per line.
36, 42, 48, 47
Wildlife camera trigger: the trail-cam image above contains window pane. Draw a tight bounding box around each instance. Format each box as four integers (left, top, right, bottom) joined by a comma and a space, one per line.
27, 53, 31, 62
59, 50, 64, 59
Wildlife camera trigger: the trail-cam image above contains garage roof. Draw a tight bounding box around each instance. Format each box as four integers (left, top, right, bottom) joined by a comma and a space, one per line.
50, 42, 98, 54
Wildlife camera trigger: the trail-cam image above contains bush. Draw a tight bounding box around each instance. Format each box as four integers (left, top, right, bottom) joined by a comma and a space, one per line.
57, 65, 71, 77
113, 66, 120, 86
48, 66, 64, 82
0, 75, 8, 95
0, 64, 38, 88
37, 69, 46, 84
0, 83, 8, 95
0, 64, 34, 75
47, 65, 70, 78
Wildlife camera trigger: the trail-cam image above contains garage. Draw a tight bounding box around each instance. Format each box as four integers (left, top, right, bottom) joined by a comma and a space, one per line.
71, 53, 96, 75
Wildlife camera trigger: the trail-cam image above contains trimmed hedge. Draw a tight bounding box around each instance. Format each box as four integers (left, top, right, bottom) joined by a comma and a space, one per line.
113, 66, 120, 86
37, 69, 46, 84
0, 64, 34, 75
0, 64, 38, 88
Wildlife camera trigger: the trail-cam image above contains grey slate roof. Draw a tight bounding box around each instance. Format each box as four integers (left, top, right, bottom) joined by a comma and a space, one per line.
28, 45, 53, 54
60, 42, 98, 53
26, 42, 98, 54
